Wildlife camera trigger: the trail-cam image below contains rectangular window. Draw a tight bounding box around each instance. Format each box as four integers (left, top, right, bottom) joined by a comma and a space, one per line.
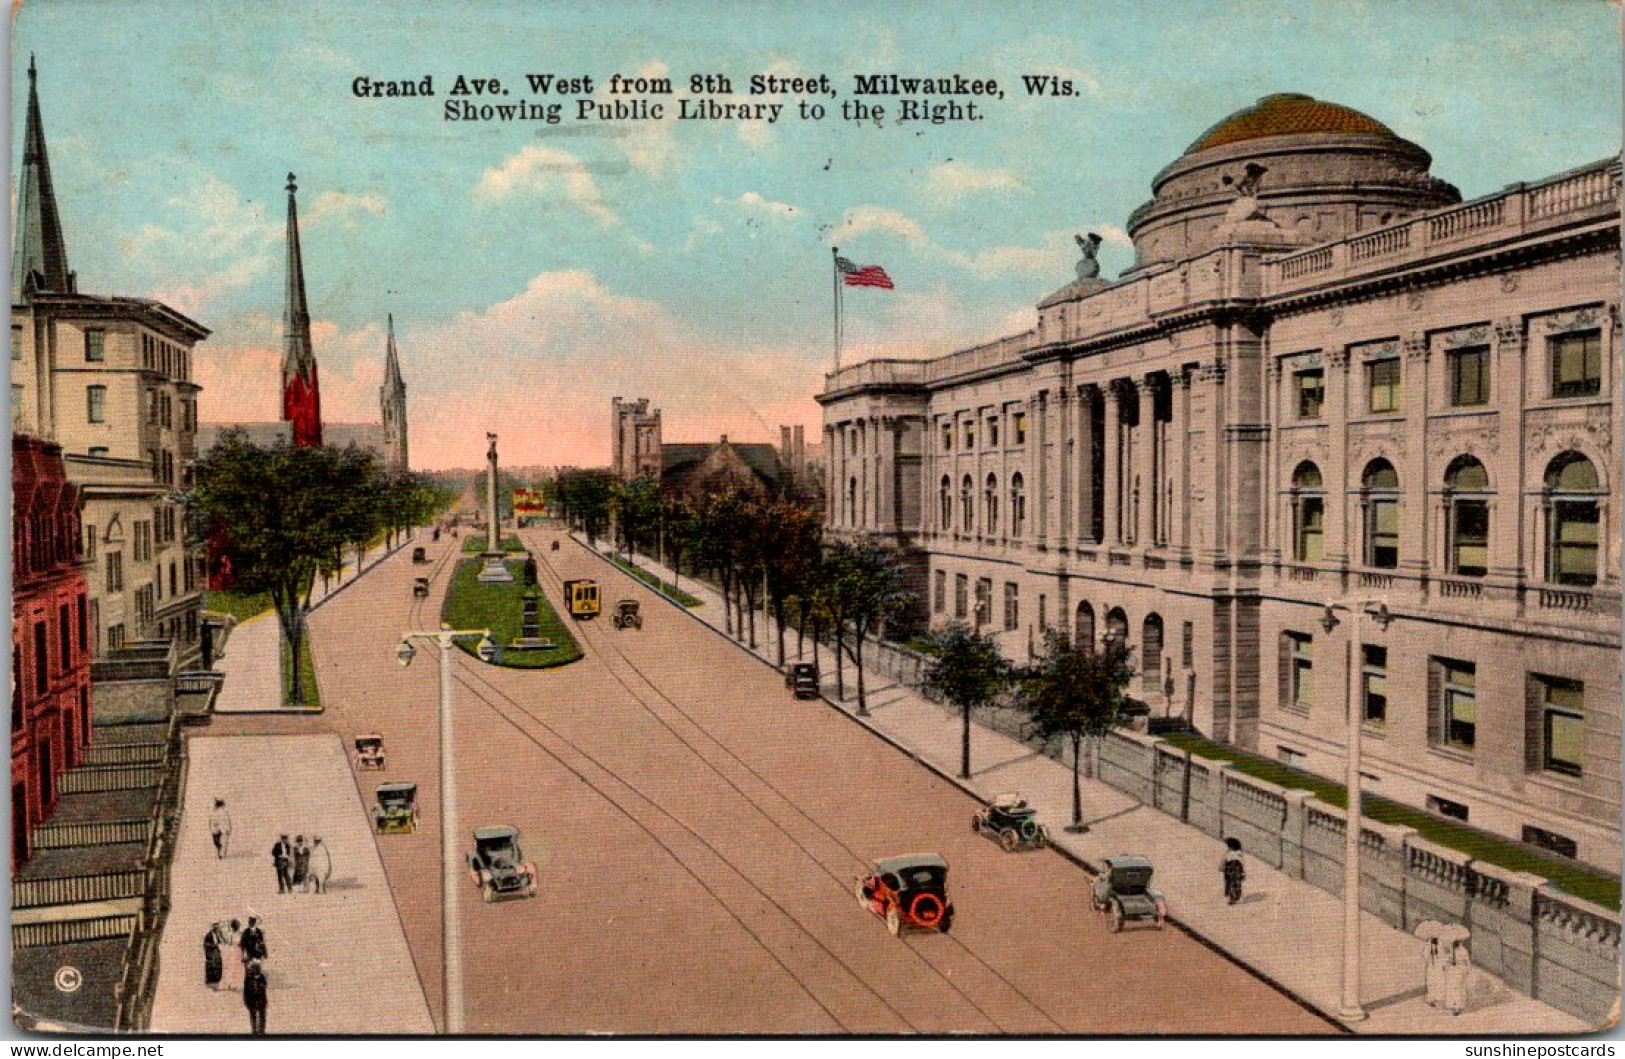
77, 596, 87, 654
1038, 594, 1047, 631
12, 646, 22, 730
964, 421, 975, 449
84, 329, 105, 362
954, 574, 968, 619
1451, 500, 1489, 577
1282, 632, 1313, 711
11, 323, 21, 360
1366, 358, 1401, 414
1013, 413, 1027, 445
1434, 658, 1476, 752
33, 622, 48, 696
87, 385, 106, 423
58, 605, 72, 673
974, 578, 992, 627
987, 416, 999, 447
108, 623, 125, 649
1522, 825, 1577, 859
933, 570, 946, 613
1295, 369, 1325, 420
941, 422, 953, 451
1003, 582, 1019, 632
1550, 330, 1601, 398
1182, 622, 1194, 668
1537, 676, 1584, 777
1295, 497, 1324, 562
1551, 500, 1599, 586
1367, 498, 1399, 569
106, 552, 123, 593
1427, 795, 1469, 821
11, 385, 23, 430
1448, 346, 1489, 407
1362, 645, 1388, 725
84, 525, 97, 562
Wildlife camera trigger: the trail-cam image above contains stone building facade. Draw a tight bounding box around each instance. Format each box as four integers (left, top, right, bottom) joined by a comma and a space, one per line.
818, 94, 1622, 870
10, 60, 210, 666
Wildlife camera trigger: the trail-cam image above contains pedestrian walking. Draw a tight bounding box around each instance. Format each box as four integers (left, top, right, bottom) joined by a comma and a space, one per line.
1221, 837, 1246, 905
222, 919, 243, 991
1440, 935, 1471, 1015
204, 923, 223, 989
309, 836, 331, 894
239, 916, 268, 963
1422, 935, 1444, 1008
243, 959, 268, 1035
208, 799, 232, 859
292, 835, 311, 892
272, 835, 292, 894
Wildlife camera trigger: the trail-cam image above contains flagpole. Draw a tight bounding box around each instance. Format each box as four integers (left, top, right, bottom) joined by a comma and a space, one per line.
831, 246, 842, 374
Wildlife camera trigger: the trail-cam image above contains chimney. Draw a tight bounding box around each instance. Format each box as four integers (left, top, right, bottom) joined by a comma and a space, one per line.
793, 425, 805, 472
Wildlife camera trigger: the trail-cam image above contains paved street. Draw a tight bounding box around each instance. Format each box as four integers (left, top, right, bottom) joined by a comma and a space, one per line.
149, 733, 434, 1035
306, 528, 1331, 1034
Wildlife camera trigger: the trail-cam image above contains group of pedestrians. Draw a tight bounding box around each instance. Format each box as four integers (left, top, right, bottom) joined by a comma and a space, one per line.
202, 916, 271, 1034
271, 833, 332, 894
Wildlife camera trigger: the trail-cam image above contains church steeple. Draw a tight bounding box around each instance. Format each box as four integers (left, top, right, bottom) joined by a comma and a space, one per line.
12, 56, 75, 303
280, 172, 322, 446
380, 312, 409, 471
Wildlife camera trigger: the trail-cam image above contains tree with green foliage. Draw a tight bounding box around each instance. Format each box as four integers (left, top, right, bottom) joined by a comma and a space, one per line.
759, 498, 822, 668
922, 621, 1012, 779
553, 468, 615, 545
826, 537, 912, 716
185, 431, 388, 706
1015, 629, 1135, 830
610, 476, 662, 567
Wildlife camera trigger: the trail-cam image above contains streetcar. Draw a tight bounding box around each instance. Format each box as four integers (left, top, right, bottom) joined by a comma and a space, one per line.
562, 578, 601, 619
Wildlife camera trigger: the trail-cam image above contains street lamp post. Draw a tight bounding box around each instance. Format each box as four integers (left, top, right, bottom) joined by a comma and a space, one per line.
396, 626, 496, 1036
1319, 597, 1391, 1024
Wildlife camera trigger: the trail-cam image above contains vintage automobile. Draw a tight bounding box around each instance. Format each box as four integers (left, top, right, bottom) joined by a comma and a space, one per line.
785, 662, 819, 699
971, 792, 1047, 851
611, 599, 642, 630
1091, 854, 1167, 932
562, 578, 600, 620
411, 546, 429, 564
466, 825, 538, 903
373, 782, 420, 834
550, 540, 560, 552
412, 576, 430, 599
855, 854, 955, 937
353, 733, 386, 771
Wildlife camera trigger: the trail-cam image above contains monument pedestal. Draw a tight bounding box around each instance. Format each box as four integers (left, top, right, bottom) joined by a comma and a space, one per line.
476, 553, 515, 583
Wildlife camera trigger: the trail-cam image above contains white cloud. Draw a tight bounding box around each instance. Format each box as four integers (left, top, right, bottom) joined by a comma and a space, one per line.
828, 205, 928, 246
730, 192, 800, 219
304, 190, 387, 230
473, 146, 620, 227
922, 160, 1029, 203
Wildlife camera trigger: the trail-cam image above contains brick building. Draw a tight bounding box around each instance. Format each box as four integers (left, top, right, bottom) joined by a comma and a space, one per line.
819, 94, 1621, 869
11, 434, 92, 867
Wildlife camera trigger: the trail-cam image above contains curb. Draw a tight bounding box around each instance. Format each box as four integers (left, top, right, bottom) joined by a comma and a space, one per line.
570, 534, 1349, 1034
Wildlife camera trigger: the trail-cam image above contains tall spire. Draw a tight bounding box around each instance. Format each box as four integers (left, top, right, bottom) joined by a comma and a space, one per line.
12, 56, 74, 303
280, 173, 322, 445
380, 312, 409, 471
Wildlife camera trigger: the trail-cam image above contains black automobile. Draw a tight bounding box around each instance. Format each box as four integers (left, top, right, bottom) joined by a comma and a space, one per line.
466, 825, 537, 903
785, 662, 819, 699
971, 791, 1048, 851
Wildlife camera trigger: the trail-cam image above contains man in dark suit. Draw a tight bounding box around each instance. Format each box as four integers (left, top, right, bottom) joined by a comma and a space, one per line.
243, 958, 268, 1035
239, 916, 268, 963
272, 835, 292, 893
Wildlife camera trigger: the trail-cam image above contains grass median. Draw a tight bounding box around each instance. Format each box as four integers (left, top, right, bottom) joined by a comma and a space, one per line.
607, 554, 702, 608
1161, 730, 1620, 908
462, 535, 525, 554
204, 589, 273, 623
440, 557, 582, 669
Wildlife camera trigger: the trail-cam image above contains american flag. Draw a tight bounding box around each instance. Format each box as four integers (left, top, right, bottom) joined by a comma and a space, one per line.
835, 256, 894, 290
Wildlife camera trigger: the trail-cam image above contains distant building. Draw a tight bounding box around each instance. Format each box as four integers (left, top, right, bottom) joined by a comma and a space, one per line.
10, 59, 210, 665
611, 396, 788, 498
11, 434, 92, 867
820, 93, 1622, 869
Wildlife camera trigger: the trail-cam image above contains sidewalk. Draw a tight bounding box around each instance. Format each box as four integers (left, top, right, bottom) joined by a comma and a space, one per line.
578, 539, 1591, 1035
149, 733, 434, 1035
212, 537, 408, 714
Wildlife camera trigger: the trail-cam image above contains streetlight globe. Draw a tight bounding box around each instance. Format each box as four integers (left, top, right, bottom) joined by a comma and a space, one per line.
395, 640, 416, 668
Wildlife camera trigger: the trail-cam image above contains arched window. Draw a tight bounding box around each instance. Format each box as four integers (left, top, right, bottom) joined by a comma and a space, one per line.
1075, 601, 1095, 651
1444, 456, 1491, 578
1290, 461, 1324, 562
984, 473, 999, 535
960, 475, 974, 531
939, 475, 952, 530
1105, 607, 1129, 646
1009, 473, 1026, 538
1142, 614, 1164, 694
1362, 459, 1400, 569
1546, 452, 1601, 586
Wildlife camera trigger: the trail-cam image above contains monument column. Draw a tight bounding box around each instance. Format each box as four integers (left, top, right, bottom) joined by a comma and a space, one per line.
478, 432, 514, 582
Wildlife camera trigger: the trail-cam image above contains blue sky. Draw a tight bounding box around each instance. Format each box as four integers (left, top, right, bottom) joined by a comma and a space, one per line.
11, 0, 1621, 468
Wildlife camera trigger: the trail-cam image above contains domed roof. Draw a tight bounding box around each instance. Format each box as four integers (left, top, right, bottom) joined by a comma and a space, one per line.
1187, 93, 1400, 154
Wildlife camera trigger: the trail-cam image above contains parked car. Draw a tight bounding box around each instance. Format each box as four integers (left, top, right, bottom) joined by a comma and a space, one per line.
971, 792, 1047, 851
612, 599, 642, 630
413, 576, 430, 598
785, 662, 819, 699
466, 825, 537, 903
373, 782, 419, 834
411, 546, 429, 564
1090, 854, 1166, 932
855, 854, 955, 936
353, 733, 386, 771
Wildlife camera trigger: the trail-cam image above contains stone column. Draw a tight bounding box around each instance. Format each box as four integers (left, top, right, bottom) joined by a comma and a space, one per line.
1325, 347, 1351, 565
1198, 361, 1229, 562
1492, 318, 1527, 581
877, 415, 895, 533
1135, 374, 1157, 549
1057, 386, 1073, 545
1173, 367, 1191, 558
1102, 381, 1121, 546
1035, 389, 1050, 544
1400, 333, 1430, 580
1078, 385, 1098, 546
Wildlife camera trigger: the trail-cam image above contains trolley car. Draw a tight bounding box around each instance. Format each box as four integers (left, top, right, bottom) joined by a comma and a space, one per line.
562, 578, 601, 620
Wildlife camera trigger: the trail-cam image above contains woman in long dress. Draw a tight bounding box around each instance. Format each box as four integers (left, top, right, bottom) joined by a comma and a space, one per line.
1440, 938, 1470, 1015
204, 923, 223, 989
221, 918, 243, 991
1422, 936, 1443, 1007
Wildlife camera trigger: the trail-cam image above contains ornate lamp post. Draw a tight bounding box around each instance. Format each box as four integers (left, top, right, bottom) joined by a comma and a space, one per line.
1319, 597, 1392, 1024
395, 626, 496, 1035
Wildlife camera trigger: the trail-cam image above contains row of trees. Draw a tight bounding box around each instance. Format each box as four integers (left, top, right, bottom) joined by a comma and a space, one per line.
184, 431, 453, 705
